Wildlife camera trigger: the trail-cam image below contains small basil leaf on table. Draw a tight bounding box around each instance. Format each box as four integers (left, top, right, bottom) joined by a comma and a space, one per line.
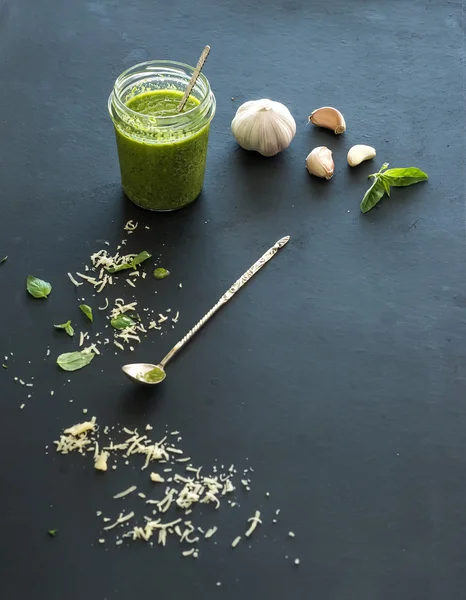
27, 276, 52, 298
54, 321, 74, 337
0, 256, 7, 264
57, 351, 95, 371
130, 251, 152, 268
111, 315, 136, 330
79, 304, 93, 322
360, 179, 387, 213
153, 268, 170, 280
382, 167, 428, 187
106, 250, 152, 273
47, 530, 58, 537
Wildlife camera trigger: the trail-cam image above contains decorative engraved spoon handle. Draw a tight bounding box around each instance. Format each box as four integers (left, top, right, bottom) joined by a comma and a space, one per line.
159, 236, 290, 368
177, 45, 211, 112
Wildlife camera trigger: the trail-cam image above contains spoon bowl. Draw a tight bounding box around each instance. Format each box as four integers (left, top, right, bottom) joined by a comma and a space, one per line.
122, 363, 166, 385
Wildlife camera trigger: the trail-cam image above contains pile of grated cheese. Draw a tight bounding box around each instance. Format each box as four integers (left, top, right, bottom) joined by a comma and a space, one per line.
53, 417, 290, 558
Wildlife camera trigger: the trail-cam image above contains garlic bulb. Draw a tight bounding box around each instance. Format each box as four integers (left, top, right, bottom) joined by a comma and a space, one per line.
347, 144, 376, 167
306, 147, 334, 179
309, 107, 346, 134
231, 99, 296, 157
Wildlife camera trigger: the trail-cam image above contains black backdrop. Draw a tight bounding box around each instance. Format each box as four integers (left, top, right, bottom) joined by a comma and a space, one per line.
0, 1, 465, 599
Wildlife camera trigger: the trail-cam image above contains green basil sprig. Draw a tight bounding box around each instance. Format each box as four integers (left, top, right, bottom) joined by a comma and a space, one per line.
361, 163, 428, 213
54, 321, 74, 337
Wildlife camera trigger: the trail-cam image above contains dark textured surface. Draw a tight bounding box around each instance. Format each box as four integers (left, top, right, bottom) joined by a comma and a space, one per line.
0, 1, 464, 598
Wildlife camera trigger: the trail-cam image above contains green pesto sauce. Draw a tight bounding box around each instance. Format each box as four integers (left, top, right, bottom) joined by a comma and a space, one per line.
115, 89, 210, 211
142, 366, 166, 383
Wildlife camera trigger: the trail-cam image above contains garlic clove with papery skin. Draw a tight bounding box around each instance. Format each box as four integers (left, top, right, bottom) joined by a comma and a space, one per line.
306, 147, 334, 179
309, 107, 346, 134
347, 144, 376, 167
231, 99, 296, 157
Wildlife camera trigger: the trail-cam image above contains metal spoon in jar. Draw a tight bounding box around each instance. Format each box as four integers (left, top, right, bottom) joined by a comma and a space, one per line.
177, 45, 211, 112
122, 236, 290, 385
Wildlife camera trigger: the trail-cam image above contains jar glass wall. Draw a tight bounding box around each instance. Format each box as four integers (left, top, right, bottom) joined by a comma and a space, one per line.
108, 60, 216, 211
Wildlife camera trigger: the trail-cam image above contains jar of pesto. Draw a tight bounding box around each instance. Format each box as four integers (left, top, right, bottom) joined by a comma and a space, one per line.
108, 60, 216, 211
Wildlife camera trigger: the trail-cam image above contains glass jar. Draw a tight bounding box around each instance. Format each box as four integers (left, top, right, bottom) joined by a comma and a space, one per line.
108, 60, 216, 211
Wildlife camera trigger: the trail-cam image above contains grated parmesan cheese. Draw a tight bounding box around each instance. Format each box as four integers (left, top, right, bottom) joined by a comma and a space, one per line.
98, 298, 109, 311
103, 512, 135, 531
64, 417, 96, 437
67, 272, 83, 287
205, 526, 218, 539
113, 485, 137, 499
245, 511, 262, 538
94, 451, 109, 472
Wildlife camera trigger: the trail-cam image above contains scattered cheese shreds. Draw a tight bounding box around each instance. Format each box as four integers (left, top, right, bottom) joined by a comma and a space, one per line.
94, 451, 109, 471
64, 417, 96, 437
205, 526, 218, 539
124, 220, 138, 231
67, 272, 83, 287
53, 414, 296, 561
98, 298, 109, 311
103, 512, 135, 531
245, 511, 262, 538
113, 485, 137, 499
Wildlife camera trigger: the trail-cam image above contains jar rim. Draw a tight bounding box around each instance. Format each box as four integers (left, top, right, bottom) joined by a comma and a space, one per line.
111, 59, 212, 123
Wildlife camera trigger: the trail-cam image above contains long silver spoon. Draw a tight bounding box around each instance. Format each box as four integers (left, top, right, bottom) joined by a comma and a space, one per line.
122, 235, 290, 385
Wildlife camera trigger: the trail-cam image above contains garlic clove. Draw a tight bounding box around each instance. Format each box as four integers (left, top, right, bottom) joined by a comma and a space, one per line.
309, 107, 346, 134
306, 147, 334, 179
231, 99, 296, 157
347, 144, 376, 167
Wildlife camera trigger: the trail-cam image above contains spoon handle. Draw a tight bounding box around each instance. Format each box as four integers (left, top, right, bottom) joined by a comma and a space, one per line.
159, 235, 290, 368
177, 45, 211, 113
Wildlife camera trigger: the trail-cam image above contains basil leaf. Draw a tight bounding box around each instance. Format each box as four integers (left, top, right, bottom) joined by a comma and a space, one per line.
110, 315, 136, 330
153, 268, 170, 280
382, 167, 428, 187
106, 250, 152, 273
131, 251, 152, 268
143, 366, 166, 383
360, 179, 387, 213
380, 176, 391, 197
79, 304, 93, 323
27, 276, 52, 298
0, 256, 7, 264
54, 321, 74, 337
57, 351, 95, 372
47, 529, 58, 537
